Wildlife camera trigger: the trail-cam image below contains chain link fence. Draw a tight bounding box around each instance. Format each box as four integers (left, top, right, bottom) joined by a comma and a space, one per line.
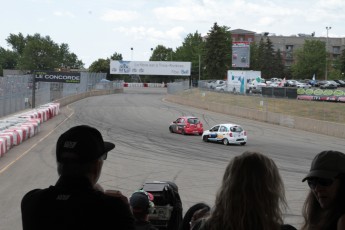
0, 72, 123, 117
167, 80, 345, 124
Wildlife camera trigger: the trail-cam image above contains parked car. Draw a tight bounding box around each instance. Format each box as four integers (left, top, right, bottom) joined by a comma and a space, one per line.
169, 116, 203, 135
296, 81, 311, 89
215, 83, 227, 92
207, 80, 226, 89
202, 123, 247, 145
285, 80, 297, 87
334, 79, 345, 87
320, 83, 337, 89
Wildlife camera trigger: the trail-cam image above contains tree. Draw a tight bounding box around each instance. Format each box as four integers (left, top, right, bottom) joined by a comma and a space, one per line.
272, 49, 285, 78
150, 45, 173, 61
340, 49, 345, 75
203, 22, 232, 80
3, 33, 84, 71
89, 52, 123, 80
291, 40, 326, 80
58, 43, 84, 69
203, 23, 232, 79
0, 47, 19, 76
174, 31, 204, 81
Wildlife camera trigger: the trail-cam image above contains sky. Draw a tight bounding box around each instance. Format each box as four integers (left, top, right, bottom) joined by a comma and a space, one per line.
1, 0, 345, 68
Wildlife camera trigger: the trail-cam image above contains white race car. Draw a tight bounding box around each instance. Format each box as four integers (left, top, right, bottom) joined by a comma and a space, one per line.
202, 123, 247, 145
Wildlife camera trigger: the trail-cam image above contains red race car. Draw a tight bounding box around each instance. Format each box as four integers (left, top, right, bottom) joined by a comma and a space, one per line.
169, 116, 203, 135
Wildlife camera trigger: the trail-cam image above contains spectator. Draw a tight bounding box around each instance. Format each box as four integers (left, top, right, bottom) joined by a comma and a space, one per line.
194, 151, 296, 230
21, 125, 135, 230
180, 202, 210, 230
129, 190, 158, 230
301, 150, 345, 230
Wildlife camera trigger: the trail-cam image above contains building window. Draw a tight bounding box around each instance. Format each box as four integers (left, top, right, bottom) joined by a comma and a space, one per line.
286, 45, 293, 52
333, 46, 340, 54
248, 38, 252, 42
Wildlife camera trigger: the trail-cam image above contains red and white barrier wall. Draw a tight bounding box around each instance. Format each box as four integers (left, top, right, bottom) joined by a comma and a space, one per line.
0, 103, 60, 158
123, 83, 167, 88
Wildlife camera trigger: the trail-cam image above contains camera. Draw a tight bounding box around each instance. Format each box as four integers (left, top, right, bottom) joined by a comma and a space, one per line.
142, 181, 182, 230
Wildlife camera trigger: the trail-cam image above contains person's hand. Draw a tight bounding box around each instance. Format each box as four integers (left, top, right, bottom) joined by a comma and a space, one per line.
105, 190, 129, 204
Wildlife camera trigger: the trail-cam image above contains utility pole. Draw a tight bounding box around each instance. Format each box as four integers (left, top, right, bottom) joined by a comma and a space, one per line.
325, 26, 331, 80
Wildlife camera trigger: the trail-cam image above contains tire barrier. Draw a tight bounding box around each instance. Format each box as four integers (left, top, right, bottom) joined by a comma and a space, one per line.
0, 102, 60, 159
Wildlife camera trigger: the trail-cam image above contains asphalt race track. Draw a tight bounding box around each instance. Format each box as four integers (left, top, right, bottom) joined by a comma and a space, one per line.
0, 87, 344, 230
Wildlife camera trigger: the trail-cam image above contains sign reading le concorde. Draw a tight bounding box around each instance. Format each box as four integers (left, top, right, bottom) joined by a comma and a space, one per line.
110, 61, 191, 76
35, 71, 81, 83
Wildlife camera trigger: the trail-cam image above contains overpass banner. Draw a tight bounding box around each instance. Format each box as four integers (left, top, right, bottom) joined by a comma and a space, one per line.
35, 71, 81, 83
110, 61, 191, 76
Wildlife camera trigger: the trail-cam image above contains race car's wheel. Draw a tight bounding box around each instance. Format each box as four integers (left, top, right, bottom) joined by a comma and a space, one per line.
222, 138, 229, 145
169, 126, 173, 133
181, 129, 186, 135
202, 136, 208, 142
241, 142, 246, 146
198, 132, 203, 136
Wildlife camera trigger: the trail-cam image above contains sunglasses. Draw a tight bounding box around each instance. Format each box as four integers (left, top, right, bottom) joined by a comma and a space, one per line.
307, 178, 334, 189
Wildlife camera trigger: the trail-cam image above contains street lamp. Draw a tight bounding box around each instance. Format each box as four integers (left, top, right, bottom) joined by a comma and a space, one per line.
325, 26, 331, 80
131, 47, 133, 61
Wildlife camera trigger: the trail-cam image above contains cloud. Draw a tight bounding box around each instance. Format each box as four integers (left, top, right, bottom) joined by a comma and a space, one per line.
113, 26, 185, 43
100, 10, 139, 22
53, 11, 76, 18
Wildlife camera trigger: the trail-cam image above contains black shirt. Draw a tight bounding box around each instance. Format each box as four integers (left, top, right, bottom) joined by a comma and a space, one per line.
21, 176, 135, 230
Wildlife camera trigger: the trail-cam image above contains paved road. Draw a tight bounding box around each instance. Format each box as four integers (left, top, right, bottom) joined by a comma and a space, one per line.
0, 87, 344, 230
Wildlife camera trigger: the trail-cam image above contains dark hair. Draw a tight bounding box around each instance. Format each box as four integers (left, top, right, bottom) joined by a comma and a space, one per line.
180, 203, 211, 230
301, 173, 345, 229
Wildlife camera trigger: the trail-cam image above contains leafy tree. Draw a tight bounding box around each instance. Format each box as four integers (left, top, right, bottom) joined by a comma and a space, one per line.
0, 47, 19, 76
58, 43, 84, 69
89, 52, 123, 80
110, 52, 123, 61
203, 22, 232, 80
6, 33, 26, 55
150, 45, 173, 61
17, 34, 60, 70
174, 31, 204, 81
291, 40, 326, 80
4, 33, 84, 71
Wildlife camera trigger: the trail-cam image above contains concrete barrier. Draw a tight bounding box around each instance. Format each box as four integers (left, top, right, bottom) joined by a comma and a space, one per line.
54, 88, 123, 107
165, 94, 345, 139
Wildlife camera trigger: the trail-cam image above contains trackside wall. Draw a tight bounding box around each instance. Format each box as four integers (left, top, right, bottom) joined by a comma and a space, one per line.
165, 94, 345, 139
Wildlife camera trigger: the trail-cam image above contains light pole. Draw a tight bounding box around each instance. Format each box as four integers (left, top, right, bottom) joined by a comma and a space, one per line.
198, 54, 201, 81
325, 26, 331, 80
131, 47, 133, 61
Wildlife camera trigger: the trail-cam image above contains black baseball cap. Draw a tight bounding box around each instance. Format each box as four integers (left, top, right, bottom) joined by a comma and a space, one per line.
302, 150, 345, 182
56, 125, 115, 163
129, 191, 150, 212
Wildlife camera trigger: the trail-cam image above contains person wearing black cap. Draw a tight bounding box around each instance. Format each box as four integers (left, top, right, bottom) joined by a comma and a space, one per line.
129, 190, 158, 230
21, 125, 135, 230
301, 150, 345, 230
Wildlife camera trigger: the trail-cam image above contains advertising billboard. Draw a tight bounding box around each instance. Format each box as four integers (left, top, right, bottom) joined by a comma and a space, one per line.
232, 42, 250, 68
110, 61, 191, 76
35, 71, 81, 83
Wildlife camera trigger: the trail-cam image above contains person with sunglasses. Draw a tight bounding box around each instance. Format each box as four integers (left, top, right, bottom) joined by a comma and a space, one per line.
301, 150, 345, 230
21, 125, 135, 230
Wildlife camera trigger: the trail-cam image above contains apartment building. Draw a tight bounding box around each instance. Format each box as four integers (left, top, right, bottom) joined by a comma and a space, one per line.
231, 28, 345, 68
